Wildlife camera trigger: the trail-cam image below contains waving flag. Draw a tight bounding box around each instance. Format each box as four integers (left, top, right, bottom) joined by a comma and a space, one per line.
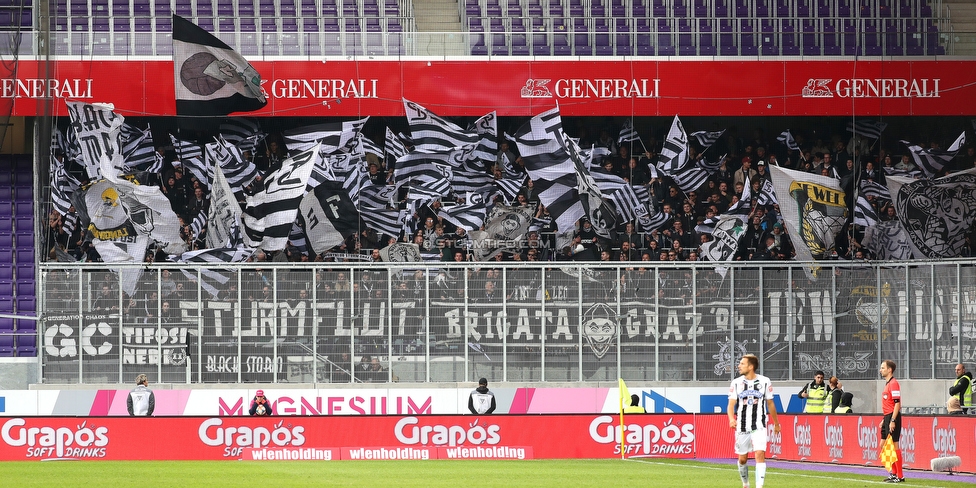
300, 180, 362, 254
618, 120, 641, 144
172, 15, 266, 116
658, 115, 690, 173
403, 99, 479, 151
206, 163, 244, 248
887, 167, 976, 258
846, 119, 888, 140
853, 195, 879, 227
242, 145, 321, 250
66, 101, 125, 180
770, 165, 847, 277
385, 127, 409, 164
513, 107, 584, 234
281, 118, 368, 154
439, 193, 488, 232
776, 130, 800, 151
689, 129, 725, 149
174, 247, 253, 297
899, 132, 966, 178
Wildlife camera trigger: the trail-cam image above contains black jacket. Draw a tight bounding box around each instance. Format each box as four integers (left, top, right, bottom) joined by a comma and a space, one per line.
949, 372, 973, 402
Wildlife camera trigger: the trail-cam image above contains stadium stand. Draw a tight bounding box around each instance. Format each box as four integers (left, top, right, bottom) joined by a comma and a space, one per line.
0, 0, 950, 56
0, 155, 35, 357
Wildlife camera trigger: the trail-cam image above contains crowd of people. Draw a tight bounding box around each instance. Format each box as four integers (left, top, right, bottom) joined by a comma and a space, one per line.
45, 120, 976, 268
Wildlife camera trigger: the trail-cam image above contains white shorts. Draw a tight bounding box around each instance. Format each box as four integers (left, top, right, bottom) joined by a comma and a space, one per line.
734, 428, 768, 455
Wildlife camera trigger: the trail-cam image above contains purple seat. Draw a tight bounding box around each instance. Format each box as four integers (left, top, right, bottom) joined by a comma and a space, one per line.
470, 33, 488, 55
485, 0, 501, 16
610, 0, 625, 16
553, 33, 571, 55
781, 20, 799, 55
14, 248, 31, 264
342, 0, 357, 15
593, 32, 612, 55
693, 0, 708, 16
816, 0, 830, 16
615, 33, 633, 55
671, 0, 686, 16
70, 0, 88, 16
699, 19, 716, 55
754, 0, 769, 17
218, 17, 235, 32
16, 281, 34, 297
676, 20, 694, 55
775, 0, 790, 16
321, 0, 338, 16
344, 17, 361, 32
837, 0, 851, 17
16, 334, 36, 357
573, 33, 591, 55
796, 0, 811, 16
366, 17, 381, 32
0, 319, 11, 332
489, 18, 504, 32
714, 0, 729, 16
531, 33, 548, 55
651, 0, 666, 16
548, 0, 563, 16
878, 0, 892, 17
739, 19, 757, 56
467, 17, 484, 31
92, 18, 110, 33
589, 0, 604, 16
491, 33, 509, 55
0, 281, 11, 296
511, 33, 529, 55
301, 0, 316, 15
734, 0, 748, 16
364, 32, 383, 55
196, 0, 213, 16
822, 19, 841, 55
884, 20, 903, 55
236, 0, 254, 16
656, 25, 674, 55
362, 0, 379, 16
635, 30, 653, 55
387, 18, 402, 32
863, 20, 882, 56
0, 202, 10, 216
384, 0, 399, 15
323, 18, 340, 32
216, 0, 233, 15
507, 0, 522, 16
0, 266, 11, 281
112, 0, 129, 15
0, 334, 13, 356
842, 19, 859, 55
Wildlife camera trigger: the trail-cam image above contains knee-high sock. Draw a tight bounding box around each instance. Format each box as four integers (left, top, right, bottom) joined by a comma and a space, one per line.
894, 448, 904, 478
738, 462, 749, 486
755, 462, 767, 488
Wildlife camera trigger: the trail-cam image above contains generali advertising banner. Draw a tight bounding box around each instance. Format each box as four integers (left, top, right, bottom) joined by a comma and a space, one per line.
0, 414, 697, 461
696, 414, 975, 473
9, 60, 976, 117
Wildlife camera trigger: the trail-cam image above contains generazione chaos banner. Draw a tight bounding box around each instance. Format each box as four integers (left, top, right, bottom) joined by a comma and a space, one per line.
7, 60, 976, 117
0, 414, 971, 471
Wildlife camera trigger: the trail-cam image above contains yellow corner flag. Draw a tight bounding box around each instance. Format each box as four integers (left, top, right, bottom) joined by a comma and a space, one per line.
618, 378, 629, 459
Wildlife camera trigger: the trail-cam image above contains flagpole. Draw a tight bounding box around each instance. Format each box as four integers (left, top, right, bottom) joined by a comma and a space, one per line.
619, 395, 626, 460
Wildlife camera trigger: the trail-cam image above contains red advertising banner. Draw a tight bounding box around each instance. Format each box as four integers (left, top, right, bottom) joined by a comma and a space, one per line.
0, 414, 696, 461
696, 414, 976, 473
9, 60, 976, 117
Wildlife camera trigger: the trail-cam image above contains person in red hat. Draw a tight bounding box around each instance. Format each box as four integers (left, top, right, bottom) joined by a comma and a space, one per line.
249, 390, 274, 416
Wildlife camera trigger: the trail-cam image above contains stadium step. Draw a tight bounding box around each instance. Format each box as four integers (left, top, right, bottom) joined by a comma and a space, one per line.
945, 1, 976, 55
414, 0, 462, 32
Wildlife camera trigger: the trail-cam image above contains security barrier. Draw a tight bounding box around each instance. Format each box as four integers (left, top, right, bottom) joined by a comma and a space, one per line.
37, 260, 976, 385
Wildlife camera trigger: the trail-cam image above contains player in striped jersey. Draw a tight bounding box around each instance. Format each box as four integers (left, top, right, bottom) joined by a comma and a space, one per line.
728, 354, 781, 488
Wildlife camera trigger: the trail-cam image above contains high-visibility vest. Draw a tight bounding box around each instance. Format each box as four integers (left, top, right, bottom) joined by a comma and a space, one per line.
804, 383, 828, 413
953, 375, 973, 408
623, 405, 646, 414
834, 405, 852, 414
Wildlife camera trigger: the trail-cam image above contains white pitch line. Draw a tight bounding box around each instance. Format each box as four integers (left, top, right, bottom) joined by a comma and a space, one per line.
625, 459, 935, 487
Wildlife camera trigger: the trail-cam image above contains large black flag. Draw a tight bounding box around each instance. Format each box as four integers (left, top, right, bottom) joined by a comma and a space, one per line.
300, 181, 363, 254
172, 15, 267, 116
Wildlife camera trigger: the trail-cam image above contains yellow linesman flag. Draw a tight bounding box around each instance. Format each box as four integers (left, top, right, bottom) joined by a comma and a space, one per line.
619, 378, 630, 411
880, 435, 898, 472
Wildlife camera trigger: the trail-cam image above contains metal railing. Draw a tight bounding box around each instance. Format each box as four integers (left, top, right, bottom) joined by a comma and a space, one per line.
35, 259, 976, 385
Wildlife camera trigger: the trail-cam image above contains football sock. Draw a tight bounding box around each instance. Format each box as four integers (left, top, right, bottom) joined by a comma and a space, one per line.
894, 449, 904, 479
738, 462, 749, 486
755, 462, 766, 488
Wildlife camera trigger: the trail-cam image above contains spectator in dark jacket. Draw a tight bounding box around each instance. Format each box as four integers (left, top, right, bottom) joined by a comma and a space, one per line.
249, 390, 274, 416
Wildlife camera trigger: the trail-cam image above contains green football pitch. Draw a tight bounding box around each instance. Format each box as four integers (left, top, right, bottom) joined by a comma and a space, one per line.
3, 458, 972, 487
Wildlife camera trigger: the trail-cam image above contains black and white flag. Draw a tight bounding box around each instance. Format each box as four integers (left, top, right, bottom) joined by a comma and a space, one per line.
846, 119, 888, 140
218, 118, 265, 153
493, 175, 526, 204
170, 135, 209, 185
66, 101, 125, 180
607, 184, 644, 223
50, 155, 80, 217
122, 127, 161, 173
242, 144, 321, 250
853, 195, 879, 227
206, 163, 243, 248
385, 127, 408, 165
756, 178, 778, 206
658, 115, 690, 173
689, 129, 725, 149
172, 14, 267, 116
700, 214, 748, 263
886, 167, 976, 258
189, 210, 207, 240
618, 120, 641, 144
393, 150, 453, 200
468, 111, 498, 164
358, 183, 398, 210
174, 247, 253, 297
300, 180, 362, 254
403, 98, 479, 152
899, 132, 966, 178
513, 106, 584, 234
281, 118, 368, 155
438, 193, 488, 232
361, 207, 406, 240
861, 220, 916, 260
859, 178, 891, 201
776, 130, 800, 151
206, 136, 258, 190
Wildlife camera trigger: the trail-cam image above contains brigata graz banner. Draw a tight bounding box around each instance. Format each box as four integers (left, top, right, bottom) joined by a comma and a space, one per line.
0, 414, 696, 461
696, 414, 975, 474
9, 60, 976, 117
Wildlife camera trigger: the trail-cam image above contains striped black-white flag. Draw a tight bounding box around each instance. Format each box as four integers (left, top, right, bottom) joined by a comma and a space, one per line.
756, 178, 778, 206
122, 127, 161, 173
282, 118, 368, 154
689, 129, 725, 149
215, 136, 258, 190
607, 184, 643, 223
726, 174, 753, 215
174, 246, 253, 297
286, 223, 308, 254
590, 168, 628, 193
452, 165, 493, 194
393, 150, 453, 199
512, 107, 584, 234
300, 180, 362, 254
469, 111, 498, 164
776, 130, 800, 151
638, 206, 671, 233
846, 119, 888, 140
618, 120, 641, 144
403, 98, 479, 152
219, 118, 265, 154
859, 179, 891, 201
385, 127, 408, 165
658, 115, 690, 173
242, 144, 321, 250
438, 194, 488, 231
358, 183, 398, 210
360, 207, 406, 239
207, 163, 244, 248
882, 166, 923, 179
170, 135, 210, 185
62, 212, 78, 237
359, 134, 383, 158
669, 163, 709, 194
189, 210, 207, 240
900, 132, 966, 178
493, 175, 526, 204
50, 156, 80, 217
853, 195, 879, 227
